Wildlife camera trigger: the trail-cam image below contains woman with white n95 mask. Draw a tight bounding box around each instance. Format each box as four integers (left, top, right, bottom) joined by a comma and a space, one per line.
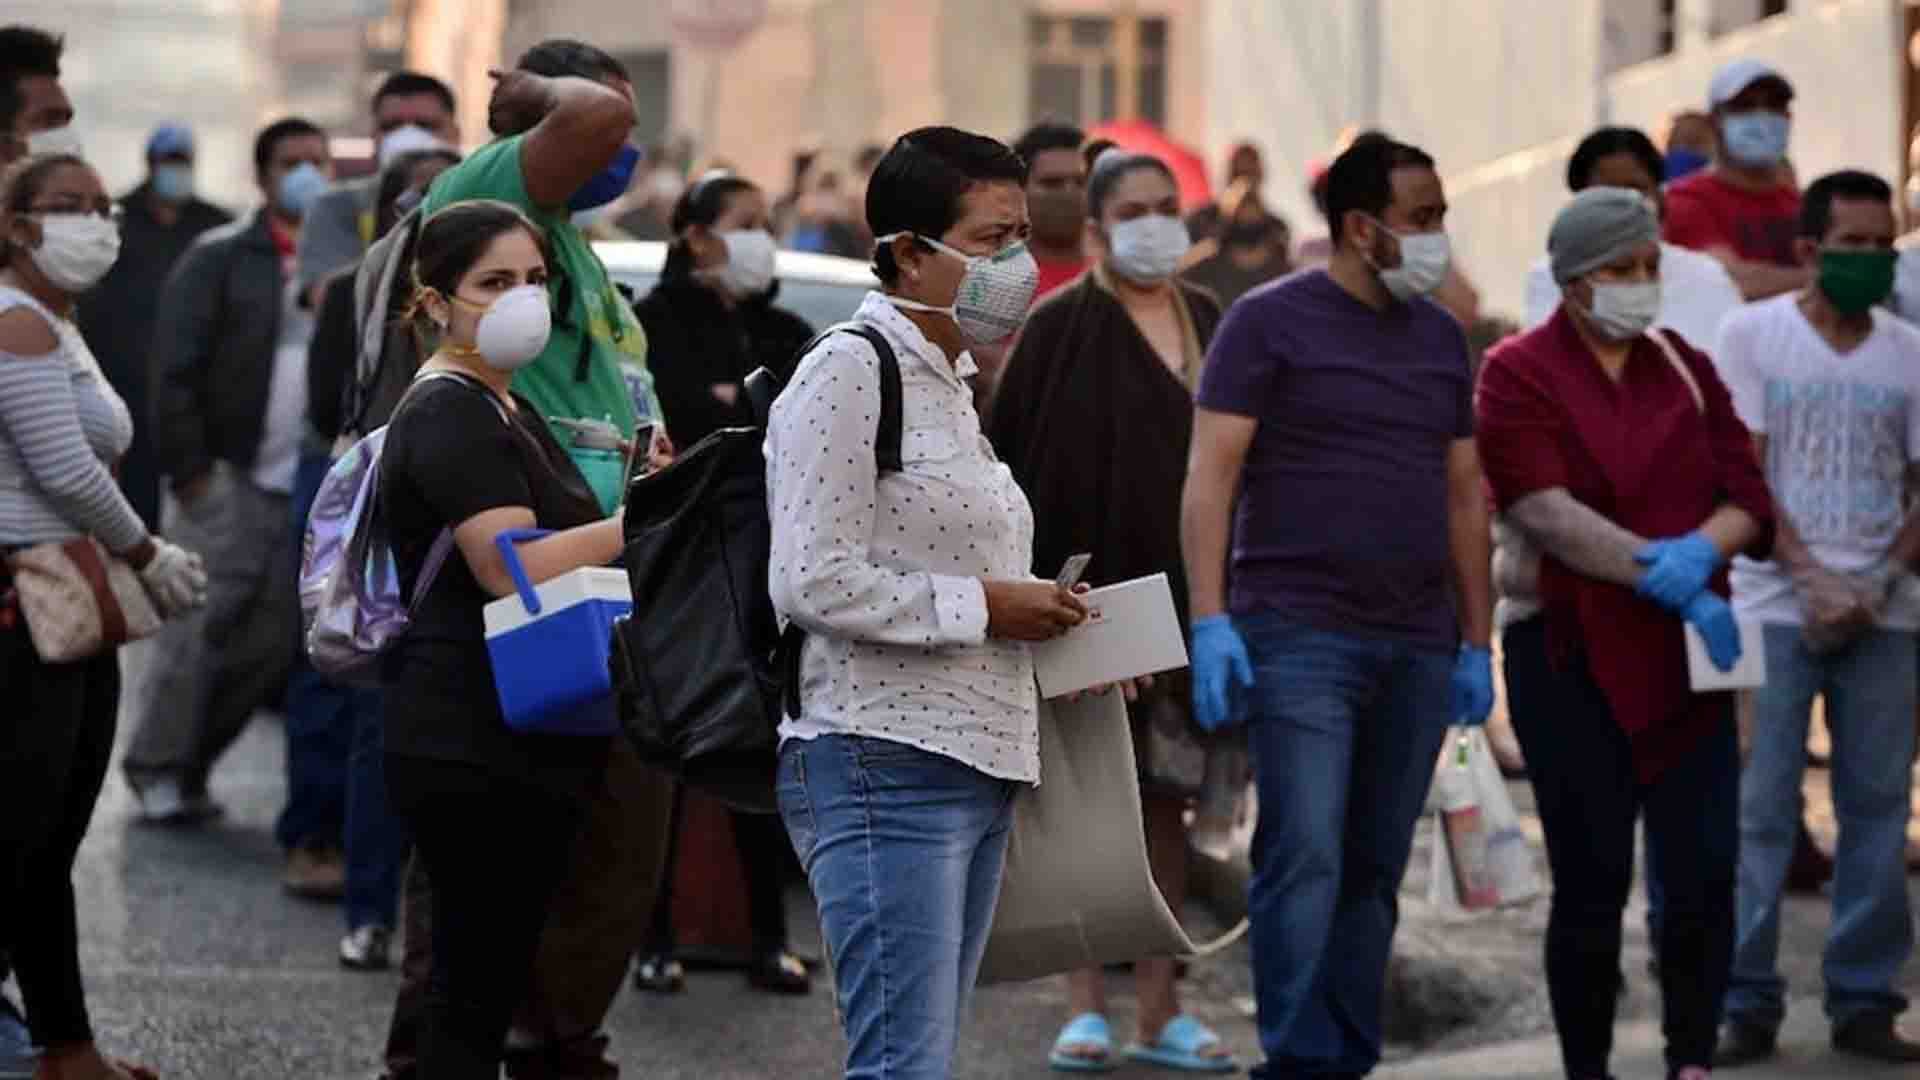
627, 169, 816, 997
989, 150, 1236, 1074
377, 198, 633, 1075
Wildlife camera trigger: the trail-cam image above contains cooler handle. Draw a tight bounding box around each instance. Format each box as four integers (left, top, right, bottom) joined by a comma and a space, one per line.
493, 528, 553, 616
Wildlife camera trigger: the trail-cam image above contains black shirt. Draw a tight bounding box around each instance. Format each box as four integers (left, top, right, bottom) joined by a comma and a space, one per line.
631, 274, 814, 446
379, 375, 608, 800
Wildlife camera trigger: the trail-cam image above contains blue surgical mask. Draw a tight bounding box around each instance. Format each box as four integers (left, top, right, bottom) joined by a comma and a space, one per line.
569, 144, 641, 213
1662, 148, 1709, 183
1720, 111, 1790, 169
277, 161, 329, 219
151, 163, 194, 202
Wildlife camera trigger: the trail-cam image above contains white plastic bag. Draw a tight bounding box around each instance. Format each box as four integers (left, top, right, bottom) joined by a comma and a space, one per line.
1426, 727, 1540, 913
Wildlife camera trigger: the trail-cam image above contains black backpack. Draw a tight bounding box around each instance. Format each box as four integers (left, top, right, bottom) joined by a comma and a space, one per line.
610, 323, 901, 812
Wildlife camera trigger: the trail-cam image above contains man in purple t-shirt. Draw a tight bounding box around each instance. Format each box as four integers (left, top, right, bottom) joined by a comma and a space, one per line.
1180, 133, 1494, 1078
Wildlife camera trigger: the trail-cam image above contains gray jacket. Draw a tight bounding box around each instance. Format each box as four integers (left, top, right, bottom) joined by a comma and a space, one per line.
152, 210, 283, 484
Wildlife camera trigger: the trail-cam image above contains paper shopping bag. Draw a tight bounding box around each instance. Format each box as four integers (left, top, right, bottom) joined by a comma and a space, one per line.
977, 690, 1194, 983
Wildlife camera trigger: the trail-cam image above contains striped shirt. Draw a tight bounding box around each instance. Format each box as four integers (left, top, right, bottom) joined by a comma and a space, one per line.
0, 285, 144, 553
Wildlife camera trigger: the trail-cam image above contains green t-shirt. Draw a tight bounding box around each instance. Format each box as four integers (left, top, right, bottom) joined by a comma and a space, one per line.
421, 136, 660, 509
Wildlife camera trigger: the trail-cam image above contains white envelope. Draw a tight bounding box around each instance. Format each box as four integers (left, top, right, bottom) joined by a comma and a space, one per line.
1032, 573, 1191, 699
1685, 617, 1767, 691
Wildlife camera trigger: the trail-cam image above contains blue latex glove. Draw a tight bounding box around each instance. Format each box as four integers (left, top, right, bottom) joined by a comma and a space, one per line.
1634, 531, 1724, 611
1190, 615, 1253, 732
1683, 592, 1743, 672
1451, 644, 1495, 727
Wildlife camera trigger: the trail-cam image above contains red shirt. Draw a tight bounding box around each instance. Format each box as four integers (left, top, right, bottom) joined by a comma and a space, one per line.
1663, 171, 1801, 267
1032, 255, 1089, 306
1476, 309, 1773, 780
267, 214, 299, 278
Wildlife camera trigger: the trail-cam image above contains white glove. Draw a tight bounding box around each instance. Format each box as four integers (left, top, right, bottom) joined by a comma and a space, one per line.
139, 538, 208, 616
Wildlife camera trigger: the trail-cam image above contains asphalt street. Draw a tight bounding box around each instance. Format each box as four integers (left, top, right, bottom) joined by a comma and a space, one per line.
54, 641, 1265, 1079
42, 641, 1920, 1077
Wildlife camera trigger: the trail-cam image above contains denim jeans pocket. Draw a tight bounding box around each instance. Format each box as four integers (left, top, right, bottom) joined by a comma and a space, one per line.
776, 742, 818, 868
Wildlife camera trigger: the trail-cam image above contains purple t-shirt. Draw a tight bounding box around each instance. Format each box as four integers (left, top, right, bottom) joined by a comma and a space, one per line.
1196, 269, 1472, 647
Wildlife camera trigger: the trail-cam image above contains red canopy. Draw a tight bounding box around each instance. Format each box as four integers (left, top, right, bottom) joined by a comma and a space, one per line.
1085, 120, 1213, 210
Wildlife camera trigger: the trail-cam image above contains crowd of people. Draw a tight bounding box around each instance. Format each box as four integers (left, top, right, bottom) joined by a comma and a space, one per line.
1, 15, 1919, 1080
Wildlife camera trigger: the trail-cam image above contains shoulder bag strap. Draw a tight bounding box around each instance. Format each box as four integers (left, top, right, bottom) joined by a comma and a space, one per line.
1645, 328, 1705, 415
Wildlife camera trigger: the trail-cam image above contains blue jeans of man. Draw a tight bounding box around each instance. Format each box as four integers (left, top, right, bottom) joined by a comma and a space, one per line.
1726, 625, 1916, 1030
777, 734, 1015, 1080
1238, 613, 1453, 1078
277, 451, 408, 936
277, 450, 352, 852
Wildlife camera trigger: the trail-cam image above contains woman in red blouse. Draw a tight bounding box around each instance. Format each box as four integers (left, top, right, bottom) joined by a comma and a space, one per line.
1477, 187, 1774, 1080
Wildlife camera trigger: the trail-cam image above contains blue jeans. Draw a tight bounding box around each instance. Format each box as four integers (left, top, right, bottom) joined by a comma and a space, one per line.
777, 734, 1016, 1080
1726, 625, 1916, 1029
277, 449, 408, 931
277, 450, 351, 852
1238, 614, 1453, 1078
346, 693, 408, 931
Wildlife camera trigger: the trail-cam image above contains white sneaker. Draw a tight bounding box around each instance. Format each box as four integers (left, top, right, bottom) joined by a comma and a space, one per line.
135, 777, 187, 822
339, 925, 391, 971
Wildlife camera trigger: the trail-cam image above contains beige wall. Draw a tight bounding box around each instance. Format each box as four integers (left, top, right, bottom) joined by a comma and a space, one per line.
1208, 0, 1905, 321
486, 0, 1209, 196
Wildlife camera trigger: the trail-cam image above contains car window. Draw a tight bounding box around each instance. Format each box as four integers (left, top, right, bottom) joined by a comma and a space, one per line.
606, 270, 867, 333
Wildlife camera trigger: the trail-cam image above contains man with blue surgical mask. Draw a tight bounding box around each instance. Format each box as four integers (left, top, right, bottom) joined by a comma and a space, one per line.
77, 124, 232, 532
1665, 58, 1809, 300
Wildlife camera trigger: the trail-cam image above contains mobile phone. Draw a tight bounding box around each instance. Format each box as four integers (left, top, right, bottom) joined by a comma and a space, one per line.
626, 424, 657, 481
1055, 553, 1092, 590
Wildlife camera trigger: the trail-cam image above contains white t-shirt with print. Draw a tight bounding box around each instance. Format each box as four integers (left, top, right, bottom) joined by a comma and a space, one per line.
1717, 293, 1920, 628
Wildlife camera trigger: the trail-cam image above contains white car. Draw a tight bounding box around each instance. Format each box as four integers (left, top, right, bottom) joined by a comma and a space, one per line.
593, 241, 877, 331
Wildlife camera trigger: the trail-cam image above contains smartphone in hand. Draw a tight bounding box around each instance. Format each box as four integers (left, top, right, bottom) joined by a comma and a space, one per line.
1055, 553, 1092, 590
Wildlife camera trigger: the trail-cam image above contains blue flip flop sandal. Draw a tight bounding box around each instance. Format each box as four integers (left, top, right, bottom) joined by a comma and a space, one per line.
1124, 1014, 1239, 1073
1049, 1012, 1118, 1073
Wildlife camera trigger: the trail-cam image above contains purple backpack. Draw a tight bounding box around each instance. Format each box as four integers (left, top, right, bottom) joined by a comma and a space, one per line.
300, 372, 506, 684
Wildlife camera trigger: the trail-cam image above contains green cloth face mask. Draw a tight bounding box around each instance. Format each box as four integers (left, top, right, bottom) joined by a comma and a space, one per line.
1818, 249, 1897, 315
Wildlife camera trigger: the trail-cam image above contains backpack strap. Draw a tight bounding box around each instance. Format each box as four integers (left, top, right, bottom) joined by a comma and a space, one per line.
390, 370, 513, 610
832, 323, 904, 473
767, 322, 904, 469
776, 321, 906, 720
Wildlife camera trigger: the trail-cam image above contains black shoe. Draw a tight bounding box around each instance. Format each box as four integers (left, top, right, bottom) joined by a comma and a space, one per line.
746, 949, 813, 995
1713, 1021, 1778, 1068
1833, 1012, 1920, 1062
632, 951, 684, 994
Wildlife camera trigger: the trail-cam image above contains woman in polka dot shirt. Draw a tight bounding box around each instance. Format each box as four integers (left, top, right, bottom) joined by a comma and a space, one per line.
765, 126, 1087, 1079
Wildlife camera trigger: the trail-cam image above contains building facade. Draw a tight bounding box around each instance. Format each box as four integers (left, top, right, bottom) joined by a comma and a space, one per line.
1205, 0, 1910, 321
457, 0, 1210, 199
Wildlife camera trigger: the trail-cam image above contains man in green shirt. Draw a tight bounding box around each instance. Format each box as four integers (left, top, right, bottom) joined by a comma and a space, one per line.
420, 39, 660, 513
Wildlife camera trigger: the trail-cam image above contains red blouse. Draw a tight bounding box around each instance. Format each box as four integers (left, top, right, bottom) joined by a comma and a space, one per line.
1477, 308, 1773, 781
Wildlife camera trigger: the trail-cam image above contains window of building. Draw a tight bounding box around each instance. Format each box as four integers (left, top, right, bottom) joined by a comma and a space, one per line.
1028, 13, 1168, 128
614, 49, 672, 146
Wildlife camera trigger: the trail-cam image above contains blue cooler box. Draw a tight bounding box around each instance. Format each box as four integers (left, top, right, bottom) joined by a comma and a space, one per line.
482, 531, 631, 736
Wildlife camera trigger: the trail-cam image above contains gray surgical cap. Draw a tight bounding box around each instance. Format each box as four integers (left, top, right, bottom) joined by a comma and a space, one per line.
1548, 187, 1660, 285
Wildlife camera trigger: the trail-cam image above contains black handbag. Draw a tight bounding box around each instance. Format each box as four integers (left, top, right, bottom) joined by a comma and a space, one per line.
610, 323, 901, 813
